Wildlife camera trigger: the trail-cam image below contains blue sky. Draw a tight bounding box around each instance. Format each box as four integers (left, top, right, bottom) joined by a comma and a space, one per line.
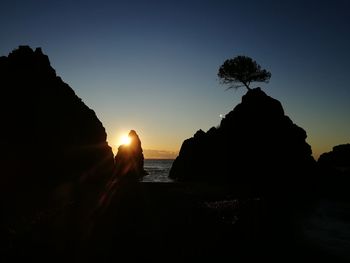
1, 0, 349, 158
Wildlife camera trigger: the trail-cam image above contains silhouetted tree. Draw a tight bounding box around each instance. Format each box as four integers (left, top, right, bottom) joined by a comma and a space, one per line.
218, 56, 271, 91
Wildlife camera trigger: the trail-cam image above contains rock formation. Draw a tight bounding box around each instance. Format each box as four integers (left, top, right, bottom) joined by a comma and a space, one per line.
169, 87, 318, 258
170, 88, 315, 194
318, 144, 350, 198
87, 130, 148, 259
114, 130, 147, 180
318, 144, 350, 172
0, 46, 115, 257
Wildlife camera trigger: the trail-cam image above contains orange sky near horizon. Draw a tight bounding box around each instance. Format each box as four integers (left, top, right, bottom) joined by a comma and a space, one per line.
109, 118, 335, 161
110, 130, 180, 159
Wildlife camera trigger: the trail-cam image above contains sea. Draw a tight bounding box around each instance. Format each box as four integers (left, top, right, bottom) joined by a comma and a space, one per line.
142, 159, 174, 182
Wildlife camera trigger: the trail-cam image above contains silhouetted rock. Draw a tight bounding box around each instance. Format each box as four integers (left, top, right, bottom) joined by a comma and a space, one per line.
93, 130, 146, 222
87, 130, 149, 260
114, 130, 147, 180
318, 144, 350, 199
169, 87, 317, 258
0, 46, 114, 258
318, 144, 350, 172
170, 88, 315, 194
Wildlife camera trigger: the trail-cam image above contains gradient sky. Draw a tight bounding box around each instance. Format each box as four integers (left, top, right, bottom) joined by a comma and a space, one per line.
1, 0, 349, 159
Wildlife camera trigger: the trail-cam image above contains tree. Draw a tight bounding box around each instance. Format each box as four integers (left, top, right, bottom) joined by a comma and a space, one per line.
218, 56, 271, 91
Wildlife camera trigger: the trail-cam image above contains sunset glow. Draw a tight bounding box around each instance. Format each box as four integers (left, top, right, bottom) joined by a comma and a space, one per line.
119, 134, 131, 146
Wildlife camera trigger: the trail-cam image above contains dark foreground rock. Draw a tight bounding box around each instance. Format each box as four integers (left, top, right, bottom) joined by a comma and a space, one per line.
0, 46, 114, 259
85, 182, 350, 262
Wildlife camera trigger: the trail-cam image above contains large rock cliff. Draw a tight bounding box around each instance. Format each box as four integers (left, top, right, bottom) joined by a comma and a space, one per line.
0, 46, 114, 256
170, 88, 315, 194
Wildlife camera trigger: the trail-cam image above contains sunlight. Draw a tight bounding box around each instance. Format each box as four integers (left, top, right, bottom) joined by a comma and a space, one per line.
119, 134, 131, 146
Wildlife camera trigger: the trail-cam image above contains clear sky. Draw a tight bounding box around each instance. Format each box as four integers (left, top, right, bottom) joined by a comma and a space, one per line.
1, 0, 349, 159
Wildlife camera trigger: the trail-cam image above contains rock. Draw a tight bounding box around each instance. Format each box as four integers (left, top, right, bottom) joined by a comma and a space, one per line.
170, 88, 315, 194
317, 144, 350, 198
0, 46, 115, 256
94, 130, 147, 214
169, 87, 317, 258
318, 144, 350, 172
114, 130, 147, 181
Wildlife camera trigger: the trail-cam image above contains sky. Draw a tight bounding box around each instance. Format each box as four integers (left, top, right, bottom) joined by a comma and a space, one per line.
0, 0, 349, 159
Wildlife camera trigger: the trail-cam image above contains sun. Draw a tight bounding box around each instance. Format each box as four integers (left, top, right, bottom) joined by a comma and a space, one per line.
119, 134, 131, 146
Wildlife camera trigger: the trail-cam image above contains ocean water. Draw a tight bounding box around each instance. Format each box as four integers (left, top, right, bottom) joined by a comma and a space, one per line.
142, 159, 174, 182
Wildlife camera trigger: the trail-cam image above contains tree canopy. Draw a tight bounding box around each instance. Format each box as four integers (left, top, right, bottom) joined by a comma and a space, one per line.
218, 56, 271, 91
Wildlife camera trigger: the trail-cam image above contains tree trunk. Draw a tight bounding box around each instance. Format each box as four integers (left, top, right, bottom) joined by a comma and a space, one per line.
243, 82, 251, 91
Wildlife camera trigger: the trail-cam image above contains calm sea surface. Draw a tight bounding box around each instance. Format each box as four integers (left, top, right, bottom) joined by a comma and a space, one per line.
142, 159, 174, 182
